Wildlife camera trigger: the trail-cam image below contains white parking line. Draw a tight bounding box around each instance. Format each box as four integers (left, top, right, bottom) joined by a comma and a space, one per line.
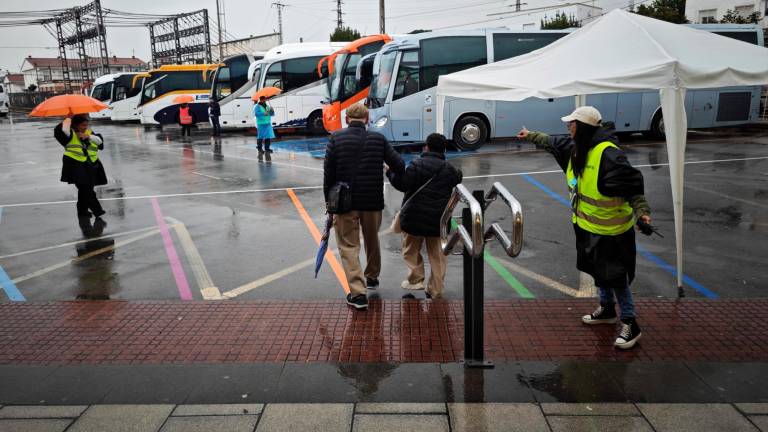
222, 257, 316, 299
0, 185, 324, 208
11, 228, 164, 285
0, 225, 159, 260
193, 172, 224, 180
498, 259, 593, 298
165, 216, 221, 300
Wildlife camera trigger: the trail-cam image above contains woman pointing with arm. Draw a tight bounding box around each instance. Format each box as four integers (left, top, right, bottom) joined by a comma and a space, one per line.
518, 106, 651, 350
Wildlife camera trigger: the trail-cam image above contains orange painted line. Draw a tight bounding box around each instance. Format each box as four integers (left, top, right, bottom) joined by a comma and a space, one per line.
286, 188, 350, 295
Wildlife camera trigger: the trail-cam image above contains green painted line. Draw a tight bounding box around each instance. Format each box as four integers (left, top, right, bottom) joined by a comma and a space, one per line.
450, 219, 534, 298
483, 250, 535, 298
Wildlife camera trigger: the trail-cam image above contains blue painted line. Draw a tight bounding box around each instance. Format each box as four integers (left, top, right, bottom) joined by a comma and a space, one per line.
522, 174, 570, 206
521, 174, 718, 299
0, 266, 24, 302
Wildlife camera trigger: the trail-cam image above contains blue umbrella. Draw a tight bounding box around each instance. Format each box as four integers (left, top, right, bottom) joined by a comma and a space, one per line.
314, 213, 334, 278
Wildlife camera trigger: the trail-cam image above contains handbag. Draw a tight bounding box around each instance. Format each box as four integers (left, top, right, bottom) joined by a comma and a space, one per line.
327, 132, 368, 214
391, 163, 447, 233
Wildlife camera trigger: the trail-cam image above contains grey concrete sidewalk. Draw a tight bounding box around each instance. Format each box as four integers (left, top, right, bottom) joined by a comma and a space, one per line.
1, 403, 767, 432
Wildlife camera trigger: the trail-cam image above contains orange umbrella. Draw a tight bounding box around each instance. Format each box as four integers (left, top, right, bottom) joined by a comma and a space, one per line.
173, 95, 195, 103
251, 87, 282, 101
29, 94, 108, 117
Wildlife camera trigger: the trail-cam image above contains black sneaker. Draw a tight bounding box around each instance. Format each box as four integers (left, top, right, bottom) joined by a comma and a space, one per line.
266, 149, 274, 154
615, 319, 642, 349
346, 293, 368, 310
582, 304, 617, 325
366, 278, 379, 289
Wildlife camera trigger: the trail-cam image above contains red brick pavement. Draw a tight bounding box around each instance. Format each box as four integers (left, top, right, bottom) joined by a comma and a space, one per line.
0, 299, 765, 365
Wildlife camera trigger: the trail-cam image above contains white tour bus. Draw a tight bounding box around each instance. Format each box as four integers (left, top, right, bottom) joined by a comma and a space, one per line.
209, 52, 265, 128
210, 43, 345, 130
89, 73, 144, 121
244, 42, 346, 134
89, 74, 120, 119
110, 72, 145, 121
367, 24, 764, 149
137, 64, 219, 125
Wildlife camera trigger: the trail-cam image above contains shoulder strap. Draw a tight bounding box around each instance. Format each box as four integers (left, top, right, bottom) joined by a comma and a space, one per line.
401, 161, 448, 210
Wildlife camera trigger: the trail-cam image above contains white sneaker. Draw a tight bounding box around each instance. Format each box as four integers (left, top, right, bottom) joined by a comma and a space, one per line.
401, 280, 425, 290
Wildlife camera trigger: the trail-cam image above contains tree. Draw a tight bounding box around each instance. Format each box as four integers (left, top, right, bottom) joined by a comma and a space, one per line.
330, 26, 361, 42
634, 0, 688, 24
27, 84, 37, 92
720, 9, 762, 24
540, 11, 581, 29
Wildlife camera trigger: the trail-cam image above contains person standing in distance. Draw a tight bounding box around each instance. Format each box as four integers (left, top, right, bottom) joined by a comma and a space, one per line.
518, 106, 651, 349
54, 115, 108, 220
254, 95, 275, 154
324, 103, 405, 309
209, 99, 221, 136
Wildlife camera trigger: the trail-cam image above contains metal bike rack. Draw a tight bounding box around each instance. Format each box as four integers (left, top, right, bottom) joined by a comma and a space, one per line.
440, 182, 524, 368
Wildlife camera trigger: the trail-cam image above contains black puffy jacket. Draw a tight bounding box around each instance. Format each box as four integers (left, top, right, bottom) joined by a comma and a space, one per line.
323, 123, 405, 211
387, 152, 463, 237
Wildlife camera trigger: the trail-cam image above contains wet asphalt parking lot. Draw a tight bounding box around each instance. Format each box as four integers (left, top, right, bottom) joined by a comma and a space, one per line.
0, 118, 766, 302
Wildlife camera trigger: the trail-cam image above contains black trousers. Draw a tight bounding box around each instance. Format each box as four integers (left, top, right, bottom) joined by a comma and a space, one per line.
181, 124, 192, 136
76, 184, 104, 217
211, 116, 221, 135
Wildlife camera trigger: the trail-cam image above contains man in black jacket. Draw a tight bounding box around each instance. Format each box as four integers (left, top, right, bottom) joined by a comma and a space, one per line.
209, 99, 221, 136
324, 103, 405, 309
387, 133, 462, 299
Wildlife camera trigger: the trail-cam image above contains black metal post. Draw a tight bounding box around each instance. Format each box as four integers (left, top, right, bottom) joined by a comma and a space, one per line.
462, 207, 473, 362
463, 190, 493, 368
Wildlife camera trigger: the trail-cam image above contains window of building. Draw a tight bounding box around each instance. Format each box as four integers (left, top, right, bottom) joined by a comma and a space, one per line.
735, 4, 755, 18
699, 9, 718, 23
393, 50, 419, 101
420, 36, 487, 90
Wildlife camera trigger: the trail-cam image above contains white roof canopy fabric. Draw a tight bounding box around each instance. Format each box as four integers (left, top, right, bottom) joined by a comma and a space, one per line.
437, 9, 768, 101
436, 9, 768, 293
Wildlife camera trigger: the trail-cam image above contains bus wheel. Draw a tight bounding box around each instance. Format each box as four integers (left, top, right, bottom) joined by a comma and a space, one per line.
307, 111, 326, 135
453, 116, 488, 151
643, 111, 665, 140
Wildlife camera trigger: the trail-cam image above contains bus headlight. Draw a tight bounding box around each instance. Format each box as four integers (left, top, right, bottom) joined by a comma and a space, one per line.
374, 116, 388, 128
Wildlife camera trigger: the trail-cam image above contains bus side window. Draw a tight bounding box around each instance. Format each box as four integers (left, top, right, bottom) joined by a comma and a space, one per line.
283, 56, 324, 92
393, 51, 419, 101
265, 61, 283, 90
115, 87, 127, 100
420, 36, 487, 90
492, 33, 567, 62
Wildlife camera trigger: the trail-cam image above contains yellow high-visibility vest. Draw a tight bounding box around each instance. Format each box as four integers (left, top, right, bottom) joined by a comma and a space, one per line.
63, 129, 99, 163
566, 141, 634, 236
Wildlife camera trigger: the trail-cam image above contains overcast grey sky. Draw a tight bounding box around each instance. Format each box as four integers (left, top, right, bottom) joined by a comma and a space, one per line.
0, 0, 632, 72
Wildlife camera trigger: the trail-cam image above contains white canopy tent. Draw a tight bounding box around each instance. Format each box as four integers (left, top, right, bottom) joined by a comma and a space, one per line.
436, 9, 768, 292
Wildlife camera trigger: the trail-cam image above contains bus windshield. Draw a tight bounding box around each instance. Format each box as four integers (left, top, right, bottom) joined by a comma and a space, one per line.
328, 53, 347, 103
369, 50, 397, 108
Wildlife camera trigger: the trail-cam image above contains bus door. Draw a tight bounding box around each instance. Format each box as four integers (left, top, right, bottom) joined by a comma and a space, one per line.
263, 61, 287, 126
615, 93, 643, 131
389, 50, 421, 141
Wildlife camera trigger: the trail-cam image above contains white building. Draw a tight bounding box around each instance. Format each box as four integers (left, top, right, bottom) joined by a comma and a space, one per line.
498, 4, 602, 30
1, 73, 25, 93
685, 0, 768, 26
20, 56, 148, 93
211, 33, 281, 61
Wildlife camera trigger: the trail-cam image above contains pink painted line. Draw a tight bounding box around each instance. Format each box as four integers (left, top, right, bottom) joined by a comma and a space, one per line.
151, 197, 192, 300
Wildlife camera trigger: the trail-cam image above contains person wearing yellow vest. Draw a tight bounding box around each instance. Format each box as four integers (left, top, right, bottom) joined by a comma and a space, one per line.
54, 115, 108, 219
518, 106, 651, 350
